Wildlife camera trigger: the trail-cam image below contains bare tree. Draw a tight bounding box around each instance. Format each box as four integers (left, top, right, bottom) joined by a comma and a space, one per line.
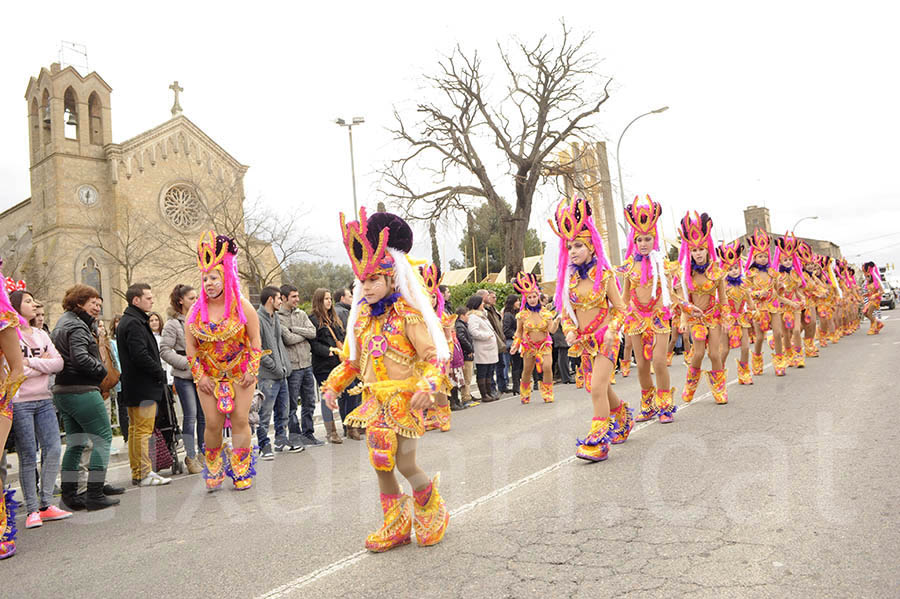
381, 22, 612, 274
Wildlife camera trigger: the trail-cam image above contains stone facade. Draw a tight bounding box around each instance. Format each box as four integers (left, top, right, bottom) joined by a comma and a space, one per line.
0, 63, 272, 323
736, 205, 841, 261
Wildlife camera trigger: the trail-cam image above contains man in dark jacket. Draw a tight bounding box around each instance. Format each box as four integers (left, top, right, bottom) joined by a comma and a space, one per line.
479, 289, 509, 395
116, 283, 171, 487
257, 286, 304, 459
454, 306, 475, 405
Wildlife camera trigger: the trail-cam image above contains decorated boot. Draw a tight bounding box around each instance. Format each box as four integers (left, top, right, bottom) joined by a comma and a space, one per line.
520, 380, 532, 404
736, 359, 753, 385
225, 446, 257, 491
608, 402, 634, 445
785, 345, 795, 367
540, 382, 554, 403
656, 387, 677, 423
0, 489, 18, 560
773, 353, 786, 376
202, 445, 226, 492
666, 351, 674, 366
574, 363, 584, 389
751, 352, 764, 376
804, 338, 818, 358
413, 474, 449, 547
635, 386, 658, 422
707, 369, 728, 404
621, 360, 631, 377
817, 330, 828, 348
575, 417, 611, 462
792, 344, 805, 368
366, 493, 412, 552
436, 404, 452, 432
609, 369, 616, 385
682, 366, 702, 403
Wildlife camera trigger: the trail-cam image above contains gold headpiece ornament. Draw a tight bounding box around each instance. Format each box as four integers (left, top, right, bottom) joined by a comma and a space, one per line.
716, 241, 744, 269
548, 197, 593, 249
513, 272, 540, 296
624, 195, 663, 239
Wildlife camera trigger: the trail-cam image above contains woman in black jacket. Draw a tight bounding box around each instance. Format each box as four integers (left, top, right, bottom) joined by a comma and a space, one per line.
502, 294, 524, 393
308, 288, 360, 442
50, 285, 119, 512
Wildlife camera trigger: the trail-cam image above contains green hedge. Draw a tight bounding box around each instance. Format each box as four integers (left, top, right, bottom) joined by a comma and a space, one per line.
446, 281, 514, 312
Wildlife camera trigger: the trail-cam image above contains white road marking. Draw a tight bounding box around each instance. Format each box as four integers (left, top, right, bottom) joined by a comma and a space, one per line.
254, 363, 771, 598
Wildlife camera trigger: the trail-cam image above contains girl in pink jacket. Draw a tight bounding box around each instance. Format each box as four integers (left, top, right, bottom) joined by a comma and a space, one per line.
9, 289, 71, 530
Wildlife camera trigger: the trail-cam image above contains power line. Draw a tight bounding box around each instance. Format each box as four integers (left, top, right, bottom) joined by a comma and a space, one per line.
846, 239, 900, 257
841, 231, 900, 247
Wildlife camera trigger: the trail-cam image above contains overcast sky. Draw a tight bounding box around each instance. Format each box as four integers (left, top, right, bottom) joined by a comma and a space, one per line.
2, 1, 899, 280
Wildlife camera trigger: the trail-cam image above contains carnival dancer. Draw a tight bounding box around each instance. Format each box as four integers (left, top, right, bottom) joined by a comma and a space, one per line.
677, 212, 729, 404
718, 241, 756, 385
420, 263, 457, 431
745, 229, 789, 376
185, 232, 266, 492
774, 232, 807, 368
0, 266, 26, 559
322, 209, 450, 552
548, 197, 629, 461
814, 255, 842, 346
510, 272, 559, 404
797, 243, 827, 358
618, 196, 680, 423
862, 261, 885, 335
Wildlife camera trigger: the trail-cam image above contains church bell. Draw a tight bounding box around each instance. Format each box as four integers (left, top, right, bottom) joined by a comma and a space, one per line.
66, 110, 78, 126
43, 105, 51, 124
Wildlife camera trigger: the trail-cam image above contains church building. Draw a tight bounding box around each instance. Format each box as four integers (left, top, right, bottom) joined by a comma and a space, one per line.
1, 62, 251, 321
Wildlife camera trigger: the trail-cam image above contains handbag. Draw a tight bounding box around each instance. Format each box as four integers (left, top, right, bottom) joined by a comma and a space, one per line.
151, 428, 173, 471
324, 320, 344, 352
97, 335, 120, 397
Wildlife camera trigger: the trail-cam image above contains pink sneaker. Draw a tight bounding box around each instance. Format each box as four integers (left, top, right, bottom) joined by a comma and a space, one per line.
39, 505, 73, 522
25, 511, 43, 529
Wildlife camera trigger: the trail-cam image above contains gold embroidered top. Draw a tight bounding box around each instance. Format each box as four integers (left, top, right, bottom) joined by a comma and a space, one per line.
685, 263, 726, 299
322, 297, 443, 396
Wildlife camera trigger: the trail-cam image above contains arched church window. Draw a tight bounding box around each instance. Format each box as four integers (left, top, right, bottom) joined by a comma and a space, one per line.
81, 257, 102, 295
89, 93, 103, 145
64, 87, 79, 140
161, 183, 203, 231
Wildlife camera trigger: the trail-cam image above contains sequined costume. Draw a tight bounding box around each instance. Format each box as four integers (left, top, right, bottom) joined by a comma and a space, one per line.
618, 197, 678, 423
323, 208, 449, 552
186, 232, 264, 491
717, 241, 755, 385
0, 270, 24, 559
549, 198, 631, 460
773, 232, 809, 368
511, 272, 556, 404
744, 229, 788, 375
862, 261, 886, 335
677, 212, 728, 405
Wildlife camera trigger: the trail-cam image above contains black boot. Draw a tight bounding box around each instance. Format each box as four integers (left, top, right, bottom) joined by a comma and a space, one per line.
60, 481, 86, 511
449, 388, 465, 411
103, 484, 126, 496
86, 481, 120, 511
478, 379, 498, 402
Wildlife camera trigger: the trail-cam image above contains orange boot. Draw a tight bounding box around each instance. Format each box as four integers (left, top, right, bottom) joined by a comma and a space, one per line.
203, 446, 226, 492
656, 387, 677, 423
773, 353, 787, 376
621, 360, 631, 378
519, 380, 532, 404
736, 359, 753, 385
751, 352, 764, 376
608, 402, 634, 445
226, 446, 256, 491
707, 369, 728, 404
413, 474, 449, 547
804, 337, 819, 358
539, 382, 554, 403
576, 417, 611, 462
792, 344, 805, 368
436, 404, 452, 432
366, 493, 412, 552
682, 366, 702, 403
635, 386, 657, 422
666, 351, 674, 366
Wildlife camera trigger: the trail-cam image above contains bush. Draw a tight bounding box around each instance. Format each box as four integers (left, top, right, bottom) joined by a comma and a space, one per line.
447, 281, 514, 312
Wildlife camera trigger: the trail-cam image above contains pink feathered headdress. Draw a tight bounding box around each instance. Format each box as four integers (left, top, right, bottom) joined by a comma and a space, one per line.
187, 231, 246, 326
547, 197, 611, 313
624, 195, 663, 285
678, 211, 716, 291
772, 231, 807, 286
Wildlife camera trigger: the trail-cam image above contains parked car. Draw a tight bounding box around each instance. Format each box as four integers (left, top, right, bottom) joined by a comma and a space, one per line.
881, 285, 896, 310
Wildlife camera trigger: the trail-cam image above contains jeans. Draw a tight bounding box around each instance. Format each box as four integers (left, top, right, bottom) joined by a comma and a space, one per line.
53, 391, 112, 484
475, 362, 496, 382
173, 377, 205, 458
257, 377, 289, 449
12, 400, 62, 513
287, 367, 316, 440
495, 352, 510, 392
314, 371, 355, 427
127, 401, 157, 481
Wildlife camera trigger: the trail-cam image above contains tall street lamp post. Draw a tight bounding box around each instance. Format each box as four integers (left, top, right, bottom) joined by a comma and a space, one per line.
335, 116, 365, 215
791, 215, 818, 235
615, 106, 669, 259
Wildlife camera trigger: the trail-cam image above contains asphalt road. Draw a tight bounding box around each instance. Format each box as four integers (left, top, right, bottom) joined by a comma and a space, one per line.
9, 317, 899, 598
